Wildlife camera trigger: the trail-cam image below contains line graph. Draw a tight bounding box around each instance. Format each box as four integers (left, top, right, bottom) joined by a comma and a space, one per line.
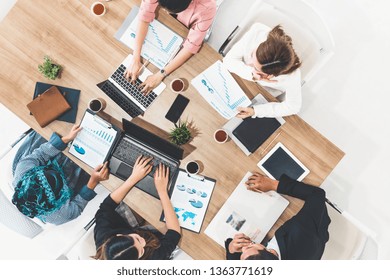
119, 11, 184, 69
192, 61, 251, 119
148, 23, 179, 54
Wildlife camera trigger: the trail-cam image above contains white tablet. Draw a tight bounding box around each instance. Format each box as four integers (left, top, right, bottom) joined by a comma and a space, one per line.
257, 142, 310, 181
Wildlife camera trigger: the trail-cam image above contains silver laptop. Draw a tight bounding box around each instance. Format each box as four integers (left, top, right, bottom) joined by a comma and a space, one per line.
97, 54, 166, 118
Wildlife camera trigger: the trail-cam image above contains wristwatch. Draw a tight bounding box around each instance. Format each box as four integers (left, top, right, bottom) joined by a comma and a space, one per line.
159, 68, 168, 79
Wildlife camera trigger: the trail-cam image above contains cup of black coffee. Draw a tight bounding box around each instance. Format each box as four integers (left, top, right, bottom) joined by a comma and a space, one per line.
185, 160, 200, 175
88, 98, 107, 113
214, 129, 228, 144
170, 78, 185, 93
91, 2, 106, 16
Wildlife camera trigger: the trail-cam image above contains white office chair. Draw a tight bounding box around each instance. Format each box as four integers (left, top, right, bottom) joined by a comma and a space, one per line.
321, 200, 377, 260
219, 0, 335, 86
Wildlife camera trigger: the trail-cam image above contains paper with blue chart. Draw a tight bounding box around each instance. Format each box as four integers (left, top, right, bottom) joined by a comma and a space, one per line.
69, 111, 118, 169
118, 8, 183, 70
164, 170, 215, 233
204, 172, 289, 247
191, 61, 251, 119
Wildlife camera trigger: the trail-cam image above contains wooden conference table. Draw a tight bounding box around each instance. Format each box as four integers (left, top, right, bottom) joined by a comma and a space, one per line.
0, 0, 344, 259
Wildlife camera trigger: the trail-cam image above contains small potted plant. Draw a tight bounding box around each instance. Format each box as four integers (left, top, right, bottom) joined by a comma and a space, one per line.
169, 119, 192, 146
38, 55, 62, 80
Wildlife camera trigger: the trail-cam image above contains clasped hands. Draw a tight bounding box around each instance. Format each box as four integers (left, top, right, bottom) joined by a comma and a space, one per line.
228, 233, 253, 254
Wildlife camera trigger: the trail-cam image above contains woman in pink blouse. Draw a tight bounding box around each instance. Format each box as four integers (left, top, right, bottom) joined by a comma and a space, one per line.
124, 0, 216, 94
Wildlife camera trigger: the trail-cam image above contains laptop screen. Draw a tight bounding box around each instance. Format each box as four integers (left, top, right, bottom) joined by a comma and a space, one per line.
122, 119, 184, 160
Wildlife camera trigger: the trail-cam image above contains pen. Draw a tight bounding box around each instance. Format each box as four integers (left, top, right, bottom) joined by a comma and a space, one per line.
137, 59, 150, 76
260, 130, 282, 155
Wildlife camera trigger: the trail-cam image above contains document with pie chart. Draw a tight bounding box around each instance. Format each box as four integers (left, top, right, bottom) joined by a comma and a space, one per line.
161, 170, 216, 233
69, 110, 119, 169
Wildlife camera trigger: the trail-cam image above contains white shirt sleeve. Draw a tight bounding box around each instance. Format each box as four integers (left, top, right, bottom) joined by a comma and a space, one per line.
223, 23, 269, 81
253, 70, 302, 118
266, 236, 281, 260
223, 22, 302, 118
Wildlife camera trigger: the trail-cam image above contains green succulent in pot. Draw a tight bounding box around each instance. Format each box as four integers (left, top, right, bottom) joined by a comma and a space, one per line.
38, 55, 62, 80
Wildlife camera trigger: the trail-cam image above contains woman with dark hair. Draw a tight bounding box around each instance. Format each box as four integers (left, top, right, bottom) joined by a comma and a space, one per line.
223, 23, 302, 118
12, 125, 109, 225
93, 156, 181, 260
124, 0, 216, 95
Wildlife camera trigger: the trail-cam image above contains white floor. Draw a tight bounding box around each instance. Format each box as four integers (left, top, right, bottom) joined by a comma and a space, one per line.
1, 0, 390, 260
0, 0, 16, 22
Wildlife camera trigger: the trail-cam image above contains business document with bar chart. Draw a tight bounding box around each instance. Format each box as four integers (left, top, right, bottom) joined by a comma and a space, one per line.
191, 61, 251, 119
69, 110, 119, 169
116, 6, 183, 70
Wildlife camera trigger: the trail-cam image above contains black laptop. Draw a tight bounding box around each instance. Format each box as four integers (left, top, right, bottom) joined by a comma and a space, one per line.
109, 119, 184, 198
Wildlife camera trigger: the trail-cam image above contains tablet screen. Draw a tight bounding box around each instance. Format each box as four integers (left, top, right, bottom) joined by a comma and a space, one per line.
258, 143, 309, 181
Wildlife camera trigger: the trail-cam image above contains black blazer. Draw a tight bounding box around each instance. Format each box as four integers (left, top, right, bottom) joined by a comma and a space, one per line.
94, 195, 181, 260
225, 175, 331, 260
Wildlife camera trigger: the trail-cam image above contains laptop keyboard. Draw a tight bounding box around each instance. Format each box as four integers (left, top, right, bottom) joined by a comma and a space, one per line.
111, 64, 158, 109
113, 138, 177, 180
99, 82, 143, 118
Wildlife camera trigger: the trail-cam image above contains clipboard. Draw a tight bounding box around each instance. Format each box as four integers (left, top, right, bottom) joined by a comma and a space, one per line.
68, 109, 121, 168
160, 169, 216, 233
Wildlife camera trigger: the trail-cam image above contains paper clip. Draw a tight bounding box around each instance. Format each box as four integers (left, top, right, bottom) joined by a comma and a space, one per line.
187, 173, 205, 182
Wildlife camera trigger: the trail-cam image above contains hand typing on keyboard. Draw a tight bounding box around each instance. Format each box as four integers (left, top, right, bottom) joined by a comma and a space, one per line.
139, 72, 164, 95
124, 56, 142, 84
128, 155, 153, 183
154, 163, 170, 195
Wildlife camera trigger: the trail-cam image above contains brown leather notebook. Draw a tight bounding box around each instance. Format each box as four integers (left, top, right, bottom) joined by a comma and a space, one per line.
27, 86, 71, 127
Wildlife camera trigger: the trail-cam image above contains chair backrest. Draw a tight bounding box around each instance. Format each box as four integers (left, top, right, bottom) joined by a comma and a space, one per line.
0, 187, 43, 238
0, 132, 46, 239
321, 204, 368, 260
63, 223, 97, 260
220, 0, 335, 86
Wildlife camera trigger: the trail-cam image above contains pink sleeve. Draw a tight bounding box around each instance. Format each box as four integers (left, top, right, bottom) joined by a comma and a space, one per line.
182, 5, 216, 53
139, 0, 159, 23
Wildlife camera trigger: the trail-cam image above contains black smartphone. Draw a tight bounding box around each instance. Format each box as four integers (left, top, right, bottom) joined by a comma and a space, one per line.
165, 94, 190, 124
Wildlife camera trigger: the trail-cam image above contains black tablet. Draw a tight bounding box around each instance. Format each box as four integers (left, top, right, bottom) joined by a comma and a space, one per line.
257, 142, 309, 181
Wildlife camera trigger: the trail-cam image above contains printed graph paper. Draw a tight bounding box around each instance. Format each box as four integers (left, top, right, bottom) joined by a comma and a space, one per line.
191, 61, 251, 119
119, 13, 183, 69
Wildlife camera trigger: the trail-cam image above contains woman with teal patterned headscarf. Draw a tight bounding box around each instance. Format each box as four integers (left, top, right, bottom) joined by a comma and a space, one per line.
12, 125, 110, 225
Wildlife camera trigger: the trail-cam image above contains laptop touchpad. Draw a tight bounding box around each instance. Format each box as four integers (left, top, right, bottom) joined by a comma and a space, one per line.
117, 162, 133, 179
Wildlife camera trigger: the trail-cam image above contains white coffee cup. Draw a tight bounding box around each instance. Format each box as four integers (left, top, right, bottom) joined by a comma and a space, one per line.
170, 78, 185, 93
88, 98, 107, 113
214, 129, 228, 144
91, 2, 106, 16
185, 160, 200, 175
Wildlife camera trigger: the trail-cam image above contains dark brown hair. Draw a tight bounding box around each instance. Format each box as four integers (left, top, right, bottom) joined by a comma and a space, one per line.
245, 249, 279, 260
159, 0, 192, 14
93, 230, 160, 260
256, 25, 301, 76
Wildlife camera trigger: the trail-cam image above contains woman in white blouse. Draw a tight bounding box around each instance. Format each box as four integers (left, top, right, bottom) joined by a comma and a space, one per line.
223, 23, 302, 118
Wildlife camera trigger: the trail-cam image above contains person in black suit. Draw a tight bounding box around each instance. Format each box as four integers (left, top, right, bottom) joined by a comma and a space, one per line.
225, 173, 331, 260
